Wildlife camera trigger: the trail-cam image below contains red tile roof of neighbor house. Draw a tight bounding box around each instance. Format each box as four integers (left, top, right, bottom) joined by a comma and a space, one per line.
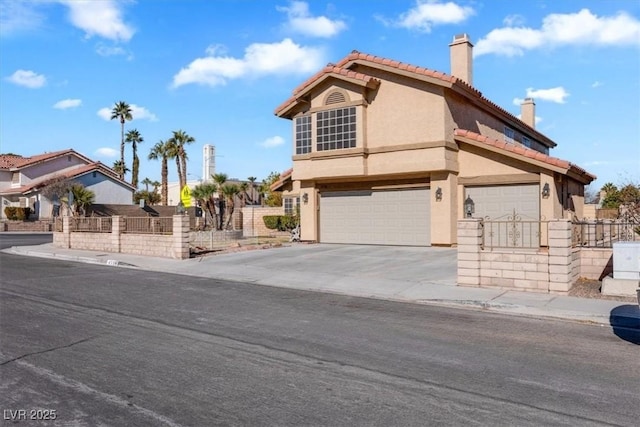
0, 149, 92, 170
270, 168, 293, 192
454, 129, 595, 182
275, 50, 555, 148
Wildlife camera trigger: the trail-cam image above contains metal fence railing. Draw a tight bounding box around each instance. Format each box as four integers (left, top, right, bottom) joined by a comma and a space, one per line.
123, 217, 173, 235
69, 217, 112, 233
572, 221, 640, 248
481, 210, 547, 249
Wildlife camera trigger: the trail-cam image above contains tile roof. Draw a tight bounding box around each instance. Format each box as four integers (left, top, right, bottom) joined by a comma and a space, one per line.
454, 129, 595, 181
270, 168, 293, 192
275, 50, 555, 148
0, 149, 84, 170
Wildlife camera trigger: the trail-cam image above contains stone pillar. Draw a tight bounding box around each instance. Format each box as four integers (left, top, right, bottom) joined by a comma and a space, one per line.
111, 216, 124, 253
548, 219, 572, 293
457, 219, 482, 286
62, 216, 71, 248
172, 214, 190, 259
242, 207, 255, 238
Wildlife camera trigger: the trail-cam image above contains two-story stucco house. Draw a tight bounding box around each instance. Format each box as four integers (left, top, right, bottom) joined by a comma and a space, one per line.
0, 149, 136, 219
272, 34, 595, 247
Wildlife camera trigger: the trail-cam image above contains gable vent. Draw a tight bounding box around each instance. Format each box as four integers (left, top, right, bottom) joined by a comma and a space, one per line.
325, 91, 346, 105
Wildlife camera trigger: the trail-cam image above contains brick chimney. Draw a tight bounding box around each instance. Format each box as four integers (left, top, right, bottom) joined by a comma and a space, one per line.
521, 98, 535, 128
449, 33, 473, 86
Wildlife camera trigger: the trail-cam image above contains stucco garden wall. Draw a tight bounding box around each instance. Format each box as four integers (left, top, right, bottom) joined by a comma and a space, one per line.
242, 206, 286, 238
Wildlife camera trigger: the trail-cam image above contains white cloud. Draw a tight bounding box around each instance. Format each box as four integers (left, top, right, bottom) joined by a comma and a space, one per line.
513, 87, 569, 104
97, 104, 158, 121
394, 0, 475, 32
60, 0, 134, 42
261, 136, 286, 148
96, 43, 131, 58
503, 14, 525, 27
172, 38, 325, 88
277, 1, 347, 38
95, 147, 118, 158
6, 69, 46, 88
53, 99, 82, 109
476, 9, 640, 56
591, 81, 603, 88
0, 1, 45, 36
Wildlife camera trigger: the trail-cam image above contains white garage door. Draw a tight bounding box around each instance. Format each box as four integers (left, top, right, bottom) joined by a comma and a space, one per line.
319, 188, 430, 246
465, 184, 540, 247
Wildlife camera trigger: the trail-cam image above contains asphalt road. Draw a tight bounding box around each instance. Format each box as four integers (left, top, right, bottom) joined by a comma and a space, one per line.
1, 234, 639, 426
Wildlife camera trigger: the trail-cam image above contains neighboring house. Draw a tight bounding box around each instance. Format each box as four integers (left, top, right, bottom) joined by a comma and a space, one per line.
272, 34, 595, 246
0, 149, 136, 219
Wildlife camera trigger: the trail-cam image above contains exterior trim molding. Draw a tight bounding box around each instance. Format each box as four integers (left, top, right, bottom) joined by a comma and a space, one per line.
459, 173, 539, 186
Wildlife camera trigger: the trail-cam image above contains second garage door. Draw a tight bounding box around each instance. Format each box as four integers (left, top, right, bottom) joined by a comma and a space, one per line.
319, 188, 430, 246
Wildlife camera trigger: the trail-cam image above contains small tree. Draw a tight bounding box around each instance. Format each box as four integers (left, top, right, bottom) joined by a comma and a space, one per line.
61, 184, 95, 216
260, 171, 282, 207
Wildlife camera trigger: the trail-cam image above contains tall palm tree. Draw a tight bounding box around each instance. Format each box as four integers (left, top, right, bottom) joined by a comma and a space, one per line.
148, 140, 170, 205
165, 138, 181, 193
125, 129, 144, 189
141, 177, 153, 192
239, 182, 249, 208
168, 130, 195, 189
110, 101, 133, 179
112, 160, 130, 179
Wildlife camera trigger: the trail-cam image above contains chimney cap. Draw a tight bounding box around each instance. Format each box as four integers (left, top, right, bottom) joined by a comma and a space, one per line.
523, 97, 535, 103
450, 33, 473, 47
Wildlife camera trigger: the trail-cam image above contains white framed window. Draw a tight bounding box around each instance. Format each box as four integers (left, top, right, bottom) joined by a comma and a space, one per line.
504, 127, 515, 143
317, 107, 356, 151
295, 116, 312, 155
284, 197, 300, 216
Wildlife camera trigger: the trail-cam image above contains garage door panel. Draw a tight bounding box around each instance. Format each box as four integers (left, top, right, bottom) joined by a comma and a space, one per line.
320, 189, 430, 246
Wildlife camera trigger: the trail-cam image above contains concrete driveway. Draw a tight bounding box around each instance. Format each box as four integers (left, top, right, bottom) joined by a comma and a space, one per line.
185, 243, 458, 289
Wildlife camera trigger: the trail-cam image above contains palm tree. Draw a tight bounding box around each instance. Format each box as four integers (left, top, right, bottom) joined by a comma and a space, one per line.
165, 139, 181, 193
112, 160, 130, 179
168, 130, 195, 189
192, 182, 218, 229
247, 176, 257, 205
148, 140, 170, 205
110, 101, 133, 179
239, 182, 249, 208
125, 129, 144, 189
221, 183, 240, 229
62, 184, 95, 216
212, 173, 228, 229
141, 177, 153, 192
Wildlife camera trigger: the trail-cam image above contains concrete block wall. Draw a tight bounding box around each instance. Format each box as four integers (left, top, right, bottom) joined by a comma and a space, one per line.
579, 248, 613, 280
52, 215, 191, 259
242, 206, 285, 238
457, 219, 576, 294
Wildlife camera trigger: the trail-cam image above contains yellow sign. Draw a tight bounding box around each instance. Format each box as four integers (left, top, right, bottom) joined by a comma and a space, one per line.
180, 185, 192, 208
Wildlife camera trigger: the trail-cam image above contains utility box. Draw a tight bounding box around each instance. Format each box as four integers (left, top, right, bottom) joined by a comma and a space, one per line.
613, 242, 640, 280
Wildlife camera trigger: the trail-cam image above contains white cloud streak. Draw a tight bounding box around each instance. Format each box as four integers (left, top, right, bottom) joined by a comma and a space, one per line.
513, 87, 569, 105
261, 136, 286, 148
0, 1, 45, 36
172, 38, 325, 88
95, 147, 118, 158
277, 1, 347, 38
97, 104, 158, 121
476, 9, 640, 56
6, 69, 46, 88
53, 99, 82, 109
60, 0, 134, 42
394, 0, 475, 32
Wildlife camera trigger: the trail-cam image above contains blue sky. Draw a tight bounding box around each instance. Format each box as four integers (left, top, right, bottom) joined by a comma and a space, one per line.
1, 0, 639, 191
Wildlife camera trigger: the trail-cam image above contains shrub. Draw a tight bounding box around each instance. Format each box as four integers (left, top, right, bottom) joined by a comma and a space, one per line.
3, 207, 30, 220
263, 215, 280, 230
262, 215, 299, 231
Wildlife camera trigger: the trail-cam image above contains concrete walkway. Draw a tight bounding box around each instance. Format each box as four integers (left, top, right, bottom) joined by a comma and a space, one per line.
4, 242, 639, 333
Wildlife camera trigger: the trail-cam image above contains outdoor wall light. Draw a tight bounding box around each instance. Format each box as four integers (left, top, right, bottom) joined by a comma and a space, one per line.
302, 193, 309, 204
464, 195, 475, 218
435, 187, 443, 201
542, 183, 550, 199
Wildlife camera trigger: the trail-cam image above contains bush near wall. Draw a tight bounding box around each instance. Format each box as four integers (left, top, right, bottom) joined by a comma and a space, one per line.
263, 215, 298, 231
4, 207, 31, 221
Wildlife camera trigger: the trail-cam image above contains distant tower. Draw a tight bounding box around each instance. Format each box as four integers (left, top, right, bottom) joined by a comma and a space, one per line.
202, 144, 215, 182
